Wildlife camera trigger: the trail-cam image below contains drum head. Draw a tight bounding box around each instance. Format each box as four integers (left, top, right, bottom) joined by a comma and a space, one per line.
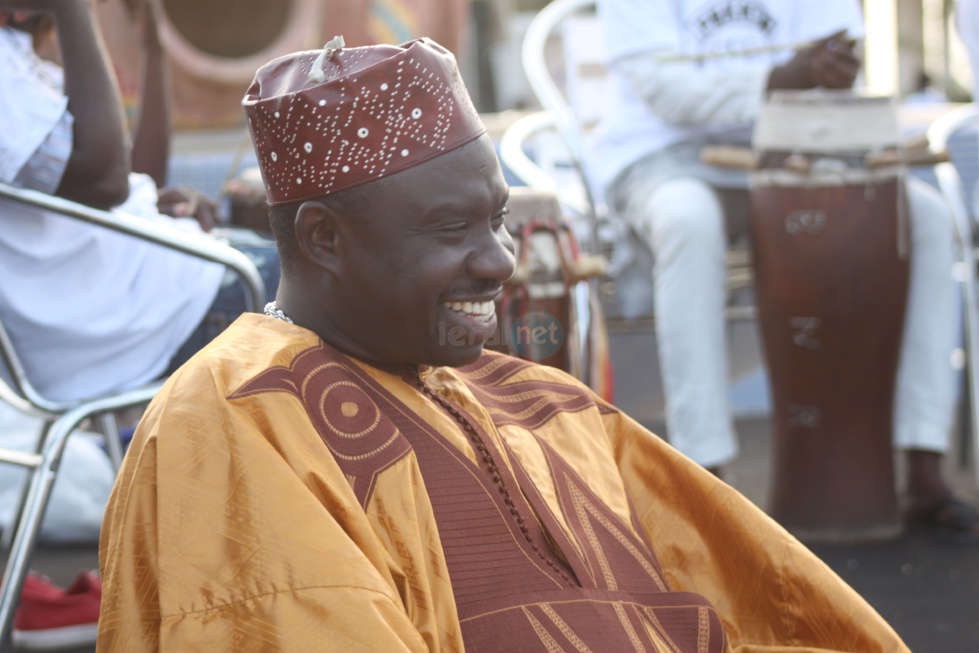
753, 90, 901, 154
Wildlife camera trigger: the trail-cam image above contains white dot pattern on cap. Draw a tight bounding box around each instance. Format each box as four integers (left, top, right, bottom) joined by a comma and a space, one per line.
242, 38, 485, 206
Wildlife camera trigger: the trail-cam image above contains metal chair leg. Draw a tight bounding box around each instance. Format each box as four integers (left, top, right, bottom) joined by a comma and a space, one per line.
0, 408, 88, 649
97, 411, 124, 471
0, 420, 52, 551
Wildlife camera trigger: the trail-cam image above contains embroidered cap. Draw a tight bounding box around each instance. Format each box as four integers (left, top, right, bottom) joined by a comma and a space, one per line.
242, 37, 486, 206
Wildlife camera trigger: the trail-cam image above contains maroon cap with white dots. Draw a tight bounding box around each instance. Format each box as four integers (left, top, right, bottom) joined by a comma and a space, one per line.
241, 37, 486, 206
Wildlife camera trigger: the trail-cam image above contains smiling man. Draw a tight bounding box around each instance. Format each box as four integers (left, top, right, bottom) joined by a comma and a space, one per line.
98, 38, 909, 652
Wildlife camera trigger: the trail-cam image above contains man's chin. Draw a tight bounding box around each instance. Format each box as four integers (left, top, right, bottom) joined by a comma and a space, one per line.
426, 342, 486, 368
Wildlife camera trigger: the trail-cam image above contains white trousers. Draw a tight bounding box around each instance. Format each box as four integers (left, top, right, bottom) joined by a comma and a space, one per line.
615, 173, 958, 467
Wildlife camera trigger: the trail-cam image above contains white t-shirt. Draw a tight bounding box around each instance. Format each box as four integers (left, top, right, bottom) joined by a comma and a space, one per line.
0, 27, 224, 403
590, 0, 865, 191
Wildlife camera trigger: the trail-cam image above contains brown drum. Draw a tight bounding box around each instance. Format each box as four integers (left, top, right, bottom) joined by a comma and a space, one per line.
223, 166, 271, 235
749, 91, 910, 542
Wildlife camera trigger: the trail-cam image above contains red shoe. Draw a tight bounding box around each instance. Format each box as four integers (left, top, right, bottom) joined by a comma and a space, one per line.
18, 574, 63, 601
12, 571, 101, 651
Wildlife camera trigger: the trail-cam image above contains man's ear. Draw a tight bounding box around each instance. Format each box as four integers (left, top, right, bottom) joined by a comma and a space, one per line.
294, 200, 344, 275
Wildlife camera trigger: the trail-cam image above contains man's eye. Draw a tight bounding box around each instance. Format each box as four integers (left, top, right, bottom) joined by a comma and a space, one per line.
492, 206, 510, 228
438, 221, 468, 233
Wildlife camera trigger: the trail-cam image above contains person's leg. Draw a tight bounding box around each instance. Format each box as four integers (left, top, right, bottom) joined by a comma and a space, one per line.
620, 175, 739, 469
896, 177, 979, 540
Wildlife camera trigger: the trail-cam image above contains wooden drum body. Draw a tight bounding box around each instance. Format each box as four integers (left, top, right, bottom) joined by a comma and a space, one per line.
749, 91, 910, 542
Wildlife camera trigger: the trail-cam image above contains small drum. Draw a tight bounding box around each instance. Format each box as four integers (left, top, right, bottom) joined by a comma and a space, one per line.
489, 188, 578, 374
488, 187, 609, 395
749, 90, 909, 542
223, 166, 272, 234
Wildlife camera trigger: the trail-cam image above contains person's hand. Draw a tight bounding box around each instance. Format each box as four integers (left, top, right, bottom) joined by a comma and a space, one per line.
0, 0, 74, 23
158, 186, 218, 232
0, 0, 94, 28
767, 29, 861, 91
0, 1, 44, 28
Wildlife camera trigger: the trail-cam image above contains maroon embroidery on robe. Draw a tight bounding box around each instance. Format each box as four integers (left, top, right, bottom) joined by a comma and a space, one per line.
458, 351, 616, 430
361, 358, 726, 652
232, 346, 726, 652
228, 343, 411, 508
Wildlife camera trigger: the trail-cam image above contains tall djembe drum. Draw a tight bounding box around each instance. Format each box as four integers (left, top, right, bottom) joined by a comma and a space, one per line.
749, 90, 910, 542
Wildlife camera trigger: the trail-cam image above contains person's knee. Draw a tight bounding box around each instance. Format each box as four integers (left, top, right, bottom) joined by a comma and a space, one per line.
907, 177, 954, 244
641, 179, 725, 251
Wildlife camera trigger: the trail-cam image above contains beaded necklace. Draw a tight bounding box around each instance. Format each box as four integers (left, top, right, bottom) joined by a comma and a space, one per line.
263, 301, 294, 324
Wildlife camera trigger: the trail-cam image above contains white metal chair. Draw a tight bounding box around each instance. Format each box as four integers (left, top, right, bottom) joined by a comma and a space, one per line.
0, 181, 266, 647
926, 103, 979, 488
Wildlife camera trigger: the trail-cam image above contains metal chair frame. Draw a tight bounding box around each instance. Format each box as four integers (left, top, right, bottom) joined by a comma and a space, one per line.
0, 181, 266, 646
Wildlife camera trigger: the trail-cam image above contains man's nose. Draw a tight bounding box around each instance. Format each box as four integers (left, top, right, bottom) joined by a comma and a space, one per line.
468, 227, 516, 283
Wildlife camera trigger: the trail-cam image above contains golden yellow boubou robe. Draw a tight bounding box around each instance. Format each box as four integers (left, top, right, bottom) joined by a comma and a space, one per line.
98, 314, 909, 652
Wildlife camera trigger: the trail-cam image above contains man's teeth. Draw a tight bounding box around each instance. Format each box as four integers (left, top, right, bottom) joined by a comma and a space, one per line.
445, 300, 495, 317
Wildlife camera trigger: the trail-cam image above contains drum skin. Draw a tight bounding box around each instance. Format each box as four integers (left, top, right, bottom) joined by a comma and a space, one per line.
751, 175, 909, 542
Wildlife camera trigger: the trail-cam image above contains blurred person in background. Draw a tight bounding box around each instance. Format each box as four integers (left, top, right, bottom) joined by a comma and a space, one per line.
591, 0, 979, 542
0, 0, 279, 406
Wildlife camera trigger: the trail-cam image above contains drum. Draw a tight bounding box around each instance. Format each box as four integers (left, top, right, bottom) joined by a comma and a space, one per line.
223, 166, 272, 235
489, 187, 609, 394
488, 188, 578, 374
749, 90, 910, 542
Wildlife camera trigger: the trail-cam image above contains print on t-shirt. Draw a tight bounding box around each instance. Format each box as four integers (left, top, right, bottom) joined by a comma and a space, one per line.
684, 1, 779, 68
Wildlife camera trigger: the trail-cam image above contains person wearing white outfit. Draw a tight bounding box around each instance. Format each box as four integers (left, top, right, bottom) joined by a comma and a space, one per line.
0, 0, 278, 405
591, 0, 979, 541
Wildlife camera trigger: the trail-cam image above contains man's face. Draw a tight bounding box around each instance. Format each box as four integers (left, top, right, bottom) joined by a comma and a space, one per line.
328, 134, 515, 367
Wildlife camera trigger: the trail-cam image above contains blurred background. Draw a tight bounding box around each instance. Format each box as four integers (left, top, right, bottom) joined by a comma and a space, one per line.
94, 0, 977, 126
87, 0, 979, 428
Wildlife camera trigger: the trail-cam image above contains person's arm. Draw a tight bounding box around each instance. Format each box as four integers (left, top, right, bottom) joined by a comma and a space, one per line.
613, 53, 770, 126
7, 0, 132, 209
129, 0, 171, 188
611, 30, 860, 128
99, 382, 433, 651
